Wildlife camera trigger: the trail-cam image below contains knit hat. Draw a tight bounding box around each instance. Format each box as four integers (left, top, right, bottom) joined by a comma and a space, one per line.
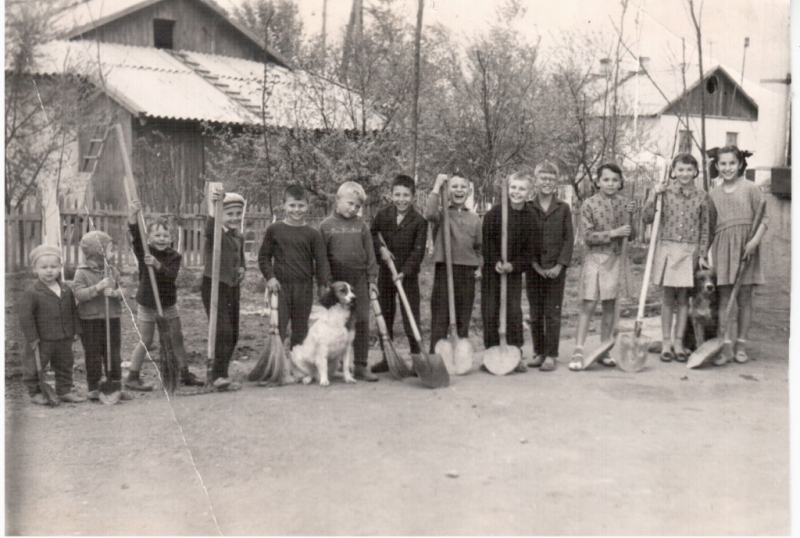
29, 245, 62, 266
79, 230, 113, 260
223, 192, 245, 209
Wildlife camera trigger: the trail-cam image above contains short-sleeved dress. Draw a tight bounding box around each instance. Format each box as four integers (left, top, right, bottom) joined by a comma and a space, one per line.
708, 179, 768, 286
579, 192, 635, 301
641, 184, 709, 288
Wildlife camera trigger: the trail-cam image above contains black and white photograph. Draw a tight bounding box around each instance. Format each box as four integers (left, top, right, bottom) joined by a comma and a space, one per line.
3, 0, 792, 534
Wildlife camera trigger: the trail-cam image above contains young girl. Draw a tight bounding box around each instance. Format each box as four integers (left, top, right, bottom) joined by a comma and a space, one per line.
72, 231, 131, 400
707, 145, 768, 364
527, 162, 574, 372
641, 154, 709, 362
125, 200, 204, 391
570, 163, 636, 371
425, 173, 483, 354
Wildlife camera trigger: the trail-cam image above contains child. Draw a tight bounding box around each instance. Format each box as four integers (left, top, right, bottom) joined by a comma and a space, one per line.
202, 187, 247, 390
707, 145, 768, 364
641, 154, 709, 362
258, 184, 331, 350
425, 174, 483, 354
526, 162, 574, 372
570, 163, 636, 371
370, 174, 427, 371
72, 231, 130, 400
18, 245, 85, 404
481, 171, 534, 372
318, 181, 380, 381
125, 200, 204, 390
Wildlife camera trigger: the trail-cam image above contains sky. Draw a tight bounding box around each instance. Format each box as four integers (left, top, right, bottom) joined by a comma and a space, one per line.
215, 0, 790, 87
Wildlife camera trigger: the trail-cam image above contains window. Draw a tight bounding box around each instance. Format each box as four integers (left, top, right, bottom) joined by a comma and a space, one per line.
726, 132, 738, 147
153, 19, 175, 49
706, 75, 718, 94
679, 130, 693, 154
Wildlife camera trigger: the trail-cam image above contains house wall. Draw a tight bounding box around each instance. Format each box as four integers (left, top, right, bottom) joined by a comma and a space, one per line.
665, 70, 758, 120
75, 0, 269, 62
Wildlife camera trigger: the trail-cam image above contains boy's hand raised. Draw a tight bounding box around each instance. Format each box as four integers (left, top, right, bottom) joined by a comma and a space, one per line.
143, 254, 161, 270
266, 277, 281, 293
128, 200, 142, 224
433, 174, 448, 192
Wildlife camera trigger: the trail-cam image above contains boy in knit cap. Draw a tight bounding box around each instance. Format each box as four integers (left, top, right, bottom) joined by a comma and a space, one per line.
72, 231, 131, 401
18, 245, 85, 404
202, 186, 246, 390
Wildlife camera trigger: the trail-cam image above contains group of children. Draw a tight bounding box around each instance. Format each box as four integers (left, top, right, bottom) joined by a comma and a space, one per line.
19, 145, 767, 404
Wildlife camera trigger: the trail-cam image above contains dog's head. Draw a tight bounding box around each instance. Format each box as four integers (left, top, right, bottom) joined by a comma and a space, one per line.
694, 267, 717, 295
320, 281, 356, 309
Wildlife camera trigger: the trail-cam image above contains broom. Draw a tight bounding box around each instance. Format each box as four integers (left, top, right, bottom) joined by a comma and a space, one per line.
248, 290, 289, 385
116, 123, 179, 394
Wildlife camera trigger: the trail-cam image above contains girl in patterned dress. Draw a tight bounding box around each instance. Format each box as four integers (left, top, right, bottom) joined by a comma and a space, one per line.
641, 154, 709, 362
707, 146, 768, 365
570, 163, 636, 371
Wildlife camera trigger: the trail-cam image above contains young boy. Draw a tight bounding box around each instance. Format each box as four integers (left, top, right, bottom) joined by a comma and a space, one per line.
202, 187, 246, 390
370, 174, 427, 371
425, 174, 483, 354
125, 200, 204, 390
526, 162, 574, 372
73, 231, 130, 401
259, 184, 331, 349
19, 245, 85, 404
481, 172, 535, 373
318, 181, 380, 382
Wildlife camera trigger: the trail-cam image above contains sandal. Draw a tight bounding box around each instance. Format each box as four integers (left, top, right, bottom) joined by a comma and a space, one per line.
713, 341, 733, 367
568, 348, 584, 371
599, 353, 617, 367
540, 356, 556, 372
734, 339, 749, 364
673, 340, 688, 362
660, 348, 675, 362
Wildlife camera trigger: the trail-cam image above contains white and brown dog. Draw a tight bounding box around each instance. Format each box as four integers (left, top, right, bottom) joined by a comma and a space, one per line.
685, 266, 719, 350
289, 282, 357, 386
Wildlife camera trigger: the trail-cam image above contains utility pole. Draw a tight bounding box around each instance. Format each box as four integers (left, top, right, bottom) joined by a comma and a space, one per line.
411, 0, 424, 181
727, 37, 749, 119
321, 0, 327, 54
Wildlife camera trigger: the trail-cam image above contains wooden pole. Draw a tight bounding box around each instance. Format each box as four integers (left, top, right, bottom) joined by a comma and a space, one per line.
206, 182, 224, 382
411, 0, 424, 179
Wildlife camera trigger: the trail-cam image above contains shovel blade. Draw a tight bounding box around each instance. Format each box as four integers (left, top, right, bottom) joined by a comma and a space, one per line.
99, 380, 121, 405
483, 343, 521, 375
582, 338, 617, 370
411, 351, 450, 389
40, 381, 60, 407
383, 338, 413, 380
453, 338, 474, 375
435, 339, 456, 374
617, 333, 651, 373
687, 338, 725, 369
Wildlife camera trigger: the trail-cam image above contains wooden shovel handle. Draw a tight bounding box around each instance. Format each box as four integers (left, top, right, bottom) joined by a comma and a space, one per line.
636, 193, 662, 329
207, 191, 224, 361
440, 182, 458, 328
613, 209, 634, 333
269, 290, 279, 335
378, 233, 424, 344
369, 288, 392, 340
499, 175, 508, 339
104, 264, 112, 375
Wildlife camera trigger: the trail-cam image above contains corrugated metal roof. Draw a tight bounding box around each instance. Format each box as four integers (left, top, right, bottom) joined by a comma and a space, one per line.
14, 40, 382, 128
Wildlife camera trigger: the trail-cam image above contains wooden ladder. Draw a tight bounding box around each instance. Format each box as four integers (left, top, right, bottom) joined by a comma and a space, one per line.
80, 124, 112, 174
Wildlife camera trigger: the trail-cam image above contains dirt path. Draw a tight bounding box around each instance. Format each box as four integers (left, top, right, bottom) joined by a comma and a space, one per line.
6, 321, 789, 535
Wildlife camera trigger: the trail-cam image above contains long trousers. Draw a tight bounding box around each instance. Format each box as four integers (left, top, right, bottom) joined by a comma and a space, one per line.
277, 281, 314, 349
23, 338, 75, 396
201, 277, 240, 381
526, 269, 567, 357
79, 318, 122, 392
429, 263, 476, 354
481, 268, 524, 349
378, 268, 421, 354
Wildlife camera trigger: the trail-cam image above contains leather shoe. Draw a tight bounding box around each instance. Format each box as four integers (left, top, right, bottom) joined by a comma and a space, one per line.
371, 360, 390, 373
354, 365, 379, 382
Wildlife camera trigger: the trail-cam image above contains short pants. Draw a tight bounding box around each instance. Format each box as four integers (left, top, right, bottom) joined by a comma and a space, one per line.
136, 303, 180, 322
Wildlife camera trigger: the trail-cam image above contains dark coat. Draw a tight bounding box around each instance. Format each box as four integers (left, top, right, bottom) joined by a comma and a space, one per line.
370, 205, 427, 277
527, 197, 574, 269
19, 280, 80, 343
130, 223, 182, 309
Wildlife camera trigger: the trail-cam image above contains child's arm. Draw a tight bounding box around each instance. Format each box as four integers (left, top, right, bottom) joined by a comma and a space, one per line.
18, 289, 40, 348
557, 204, 575, 269
257, 226, 277, 285
72, 270, 107, 303
400, 217, 428, 278
424, 174, 448, 223
363, 222, 379, 293
743, 187, 769, 260
582, 201, 610, 245
312, 229, 332, 288
370, 211, 386, 262
474, 213, 484, 277
156, 250, 181, 282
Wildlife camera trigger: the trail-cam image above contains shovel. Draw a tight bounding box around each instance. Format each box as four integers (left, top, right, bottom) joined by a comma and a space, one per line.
688, 199, 766, 369
618, 193, 662, 372
483, 175, 522, 375
99, 264, 121, 405
434, 180, 474, 375
370, 288, 413, 380
378, 233, 449, 388
581, 207, 634, 370
34, 347, 60, 407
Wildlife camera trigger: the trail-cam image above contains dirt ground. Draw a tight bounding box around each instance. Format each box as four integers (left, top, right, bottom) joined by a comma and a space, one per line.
5, 240, 790, 535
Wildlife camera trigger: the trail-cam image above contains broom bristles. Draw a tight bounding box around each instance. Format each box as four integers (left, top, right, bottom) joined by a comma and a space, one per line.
249, 329, 289, 385
155, 316, 179, 394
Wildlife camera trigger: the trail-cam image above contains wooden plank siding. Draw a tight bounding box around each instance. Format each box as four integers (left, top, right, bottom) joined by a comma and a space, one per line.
666, 68, 758, 120
74, 0, 268, 62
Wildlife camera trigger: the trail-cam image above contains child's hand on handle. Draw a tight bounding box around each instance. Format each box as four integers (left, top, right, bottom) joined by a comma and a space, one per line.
653, 179, 668, 195
742, 239, 758, 262
266, 277, 281, 293
610, 224, 631, 238
474, 267, 482, 280
379, 246, 394, 263
236, 267, 246, 285
102, 287, 117, 297
96, 277, 114, 291
30, 339, 39, 351
143, 254, 161, 270
393, 272, 404, 283
318, 284, 329, 300
544, 264, 563, 279
625, 201, 636, 213
369, 282, 379, 297
433, 174, 449, 193
128, 199, 142, 224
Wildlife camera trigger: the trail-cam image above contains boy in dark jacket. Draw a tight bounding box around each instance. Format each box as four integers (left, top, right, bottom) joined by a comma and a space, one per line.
318, 181, 380, 382
526, 161, 574, 371
202, 186, 246, 390
18, 245, 85, 404
370, 174, 427, 371
481, 172, 535, 372
259, 184, 331, 350
125, 200, 203, 390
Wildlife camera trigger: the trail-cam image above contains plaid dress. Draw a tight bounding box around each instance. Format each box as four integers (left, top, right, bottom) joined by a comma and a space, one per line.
579, 192, 635, 301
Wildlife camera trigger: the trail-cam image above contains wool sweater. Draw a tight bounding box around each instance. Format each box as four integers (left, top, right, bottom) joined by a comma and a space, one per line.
18, 279, 81, 343
258, 221, 331, 285
370, 204, 427, 277
318, 212, 379, 284
203, 218, 245, 287
72, 258, 122, 320
641, 184, 709, 252
424, 192, 483, 267
580, 192, 634, 253
129, 223, 182, 309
